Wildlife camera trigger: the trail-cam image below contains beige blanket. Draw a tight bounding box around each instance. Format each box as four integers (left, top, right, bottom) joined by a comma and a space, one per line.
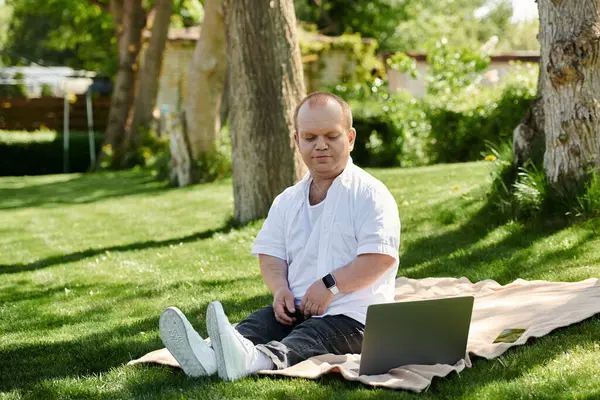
128, 277, 600, 392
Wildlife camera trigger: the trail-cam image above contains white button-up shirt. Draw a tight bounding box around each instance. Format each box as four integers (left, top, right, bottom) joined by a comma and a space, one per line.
251, 160, 400, 324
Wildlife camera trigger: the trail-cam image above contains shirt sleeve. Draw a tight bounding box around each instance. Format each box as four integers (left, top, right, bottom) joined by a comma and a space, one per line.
251, 193, 287, 261
355, 184, 401, 262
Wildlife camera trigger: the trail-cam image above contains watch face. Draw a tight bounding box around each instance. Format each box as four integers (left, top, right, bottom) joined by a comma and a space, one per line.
322, 274, 336, 288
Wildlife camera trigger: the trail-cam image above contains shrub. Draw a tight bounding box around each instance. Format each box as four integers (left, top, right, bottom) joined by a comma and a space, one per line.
576, 170, 600, 218
425, 38, 490, 97
0, 70, 28, 98
332, 79, 430, 168
0, 130, 102, 176
40, 83, 54, 97
334, 62, 536, 168
513, 162, 547, 217
425, 63, 537, 164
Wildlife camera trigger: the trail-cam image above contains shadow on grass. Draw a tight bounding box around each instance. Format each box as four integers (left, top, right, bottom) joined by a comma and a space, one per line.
0, 293, 272, 393
0, 171, 168, 211
1, 275, 265, 335
0, 220, 239, 275
400, 194, 580, 283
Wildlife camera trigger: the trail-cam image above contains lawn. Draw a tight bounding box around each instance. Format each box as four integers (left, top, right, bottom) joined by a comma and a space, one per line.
1, 162, 599, 399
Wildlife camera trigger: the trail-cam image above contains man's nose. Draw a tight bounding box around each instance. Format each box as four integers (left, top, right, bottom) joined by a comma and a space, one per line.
315, 135, 327, 150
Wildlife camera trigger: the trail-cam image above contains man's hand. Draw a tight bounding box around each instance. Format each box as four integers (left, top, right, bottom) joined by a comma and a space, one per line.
273, 287, 297, 326
300, 279, 334, 318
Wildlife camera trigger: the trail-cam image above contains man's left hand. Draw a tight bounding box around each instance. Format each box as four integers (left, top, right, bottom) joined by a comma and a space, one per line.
299, 279, 334, 318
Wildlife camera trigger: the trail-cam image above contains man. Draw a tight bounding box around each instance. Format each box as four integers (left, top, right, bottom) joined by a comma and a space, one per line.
159, 92, 400, 381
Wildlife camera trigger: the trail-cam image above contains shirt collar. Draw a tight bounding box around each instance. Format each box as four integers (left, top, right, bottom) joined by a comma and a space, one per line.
297, 157, 354, 197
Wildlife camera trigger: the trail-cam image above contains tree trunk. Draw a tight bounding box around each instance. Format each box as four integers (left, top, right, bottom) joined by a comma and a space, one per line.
168, 111, 194, 186
540, 0, 600, 195
513, 69, 545, 168
219, 70, 230, 127
224, 0, 306, 224
101, 0, 146, 168
124, 0, 173, 167
185, 0, 227, 160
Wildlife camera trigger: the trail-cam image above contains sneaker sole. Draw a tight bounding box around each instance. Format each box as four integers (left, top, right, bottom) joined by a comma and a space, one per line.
159, 307, 209, 377
206, 301, 236, 381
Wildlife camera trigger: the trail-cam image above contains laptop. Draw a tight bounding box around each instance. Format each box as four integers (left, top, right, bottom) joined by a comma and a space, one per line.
359, 296, 474, 376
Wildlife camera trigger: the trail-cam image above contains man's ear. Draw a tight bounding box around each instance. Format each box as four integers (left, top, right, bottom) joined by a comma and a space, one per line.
348, 128, 357, 151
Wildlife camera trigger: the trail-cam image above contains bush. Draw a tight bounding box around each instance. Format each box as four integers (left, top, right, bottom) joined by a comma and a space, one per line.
513, 162, 548, 217
0, 130, 103, 176
576, 170, 600, 218
333, 61, 536, 168
424, 64, 537, 164
332, 79, 430, 168
40, 83, 54, 97
0, 71, 28, 98
487, 141, 600, 222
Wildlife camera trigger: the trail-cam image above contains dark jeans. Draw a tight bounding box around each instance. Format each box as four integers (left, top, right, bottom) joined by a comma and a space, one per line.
235, 305, 364, 370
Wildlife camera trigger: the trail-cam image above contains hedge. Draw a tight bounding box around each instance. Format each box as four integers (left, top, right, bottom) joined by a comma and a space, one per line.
0, 131, 103, 176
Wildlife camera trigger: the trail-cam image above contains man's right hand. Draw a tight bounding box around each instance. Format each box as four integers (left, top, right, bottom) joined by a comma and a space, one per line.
273, 287, 297, 326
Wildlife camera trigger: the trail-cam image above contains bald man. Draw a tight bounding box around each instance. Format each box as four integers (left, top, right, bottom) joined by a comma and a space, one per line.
159, 92, 401, 381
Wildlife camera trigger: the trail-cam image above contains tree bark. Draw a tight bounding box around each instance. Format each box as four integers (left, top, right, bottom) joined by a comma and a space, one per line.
219, 70, 230, 127
539, 0, 600, 194
168, 111, 194, 186
101, 0, 146, 168
224, 0, 306, 224
185, 0, 227, 160
512, 65, 545, 168
124, 0, 173, 167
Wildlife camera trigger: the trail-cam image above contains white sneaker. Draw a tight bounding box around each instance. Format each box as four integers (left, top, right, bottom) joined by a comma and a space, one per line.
206, 301, 262, 381
159, 306, 217, 377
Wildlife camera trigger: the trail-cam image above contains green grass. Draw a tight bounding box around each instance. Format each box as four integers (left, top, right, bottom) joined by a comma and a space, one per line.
1, 161, 599, 399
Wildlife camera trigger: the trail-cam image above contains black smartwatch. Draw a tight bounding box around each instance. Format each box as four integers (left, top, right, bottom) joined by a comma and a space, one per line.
322, 273, 339, 294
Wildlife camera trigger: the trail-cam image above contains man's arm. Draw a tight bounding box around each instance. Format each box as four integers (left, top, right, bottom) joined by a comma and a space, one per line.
333, 253, 396, 293
299, 253, 395, 317
259, 254, 289, 295
259, 254, 297, 325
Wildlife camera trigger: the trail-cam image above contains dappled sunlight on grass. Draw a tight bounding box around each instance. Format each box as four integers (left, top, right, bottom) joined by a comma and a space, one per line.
1, 162, 599, 399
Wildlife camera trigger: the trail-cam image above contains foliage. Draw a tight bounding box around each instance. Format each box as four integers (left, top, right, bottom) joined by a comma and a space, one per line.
0, 2, 13, 62
295, 0, 536, 53
2, 0, 202, 74
425, 38, 490, 97
2, 0, 116, 74
193, 126, 232, 183
295, 0, 407, 51
424, 61, 538, 163
576, 170, 600, 219
486, 140, 517, 216
495, 17, 540, 52
389, 0, 534, 52
0, 129, 103, 175
0, 70, 28, 97
101, 120, 233, 183
513, 162, 547, 217
40, 83, 54, 97
386, 51, 419, 79
332, 78, 430, 168
171, 0, 204, 27
333, 51, 537, 168
299, 29, 384, 86
487, 143, 600, 222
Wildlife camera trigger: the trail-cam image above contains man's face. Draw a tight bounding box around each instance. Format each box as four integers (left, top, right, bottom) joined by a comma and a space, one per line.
295, 100, 356, 178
